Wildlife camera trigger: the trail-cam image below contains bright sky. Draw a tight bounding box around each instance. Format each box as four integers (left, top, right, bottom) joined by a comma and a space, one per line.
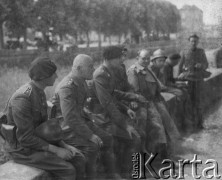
166, 0, 222, 25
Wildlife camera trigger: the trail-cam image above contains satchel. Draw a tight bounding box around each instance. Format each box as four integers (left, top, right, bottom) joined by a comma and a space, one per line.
1, 124, 17, 149
35, 118, 63, 144
180, 68, 211, 81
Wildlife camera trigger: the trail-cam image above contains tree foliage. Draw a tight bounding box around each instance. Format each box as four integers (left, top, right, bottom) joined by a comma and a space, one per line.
0, 0, 181, 49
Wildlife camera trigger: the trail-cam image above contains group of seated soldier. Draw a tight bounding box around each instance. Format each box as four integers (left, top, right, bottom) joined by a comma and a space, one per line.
0, 34, 209, 180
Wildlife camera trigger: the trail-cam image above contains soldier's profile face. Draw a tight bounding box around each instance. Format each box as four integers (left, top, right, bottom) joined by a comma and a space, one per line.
189, 37, 199, 49
155, 57, 166, 68
110, 58, 122, 67
81, 60, 94, 80
43, 72, 58, 86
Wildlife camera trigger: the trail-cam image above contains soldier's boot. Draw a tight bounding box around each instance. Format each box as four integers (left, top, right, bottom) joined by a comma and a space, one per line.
196, 108, 204, 130
120, 137, 141, 179
101, 150, 122, 179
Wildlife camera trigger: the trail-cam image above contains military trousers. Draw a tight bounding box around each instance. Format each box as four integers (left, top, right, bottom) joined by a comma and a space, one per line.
10, 149, 85, 180
187, 80, 204, 129
146, 100, 180, 153
63, 120, 116, 179
164, 87, 193, 133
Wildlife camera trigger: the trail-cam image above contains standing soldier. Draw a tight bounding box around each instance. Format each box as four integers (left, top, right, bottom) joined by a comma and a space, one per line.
93, 46, 142, 178
127, 49, 181, 161
52, 54, 121, 179
1, 57, 84, 180
178, 34, 209, 130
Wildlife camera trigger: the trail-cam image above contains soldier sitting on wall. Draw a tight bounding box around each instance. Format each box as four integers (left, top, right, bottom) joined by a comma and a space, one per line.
93, 46, 143, 178
1, 57, 85, 180
150, 50, 193, 134
52, 54, 121, 179
127, 49, 181, 161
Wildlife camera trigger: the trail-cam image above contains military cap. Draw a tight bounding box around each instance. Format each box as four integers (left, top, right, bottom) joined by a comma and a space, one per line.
168, 53, 181, 60
151, 49, 167, 61
188, 33, 199, 40
35, 118, 63, 144
28, 56, 57, 81
103, 46, 126, 60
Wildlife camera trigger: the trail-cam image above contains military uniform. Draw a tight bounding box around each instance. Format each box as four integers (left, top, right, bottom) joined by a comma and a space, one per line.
52, 72, 117, 179
93, 65, 141, 176
127, 62, 180, 154
152, 62, 193, 132
179, 47, 208, 129
109, 64, 147, 147
213, 46, 222, 68
4, 81, 80, 180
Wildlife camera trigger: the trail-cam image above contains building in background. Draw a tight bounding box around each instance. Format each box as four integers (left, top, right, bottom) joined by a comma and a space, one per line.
179, 5, 204, 38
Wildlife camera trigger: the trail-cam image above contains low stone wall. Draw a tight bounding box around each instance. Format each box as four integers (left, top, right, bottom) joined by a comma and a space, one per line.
1, 68, 222, 180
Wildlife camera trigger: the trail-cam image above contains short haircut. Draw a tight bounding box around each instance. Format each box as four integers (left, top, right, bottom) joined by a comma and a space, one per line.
188, 34, 199, 40
168, 53, 181, 60
103, 46, 125, 60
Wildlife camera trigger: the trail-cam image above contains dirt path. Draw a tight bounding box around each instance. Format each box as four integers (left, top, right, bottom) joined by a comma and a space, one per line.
146, 99, 222, 180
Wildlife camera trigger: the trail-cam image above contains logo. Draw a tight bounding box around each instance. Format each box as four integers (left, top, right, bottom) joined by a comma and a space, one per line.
132, 153, 221, 179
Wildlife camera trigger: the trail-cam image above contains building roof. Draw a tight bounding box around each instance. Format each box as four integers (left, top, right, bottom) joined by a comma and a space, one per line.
180, 5, 203, 13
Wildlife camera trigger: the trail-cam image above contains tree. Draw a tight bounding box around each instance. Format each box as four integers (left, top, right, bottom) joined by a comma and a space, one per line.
0, 0, 10, 49
5, 0, 35, 49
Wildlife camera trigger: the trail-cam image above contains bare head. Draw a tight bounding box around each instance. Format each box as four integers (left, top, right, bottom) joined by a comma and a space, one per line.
188, 34, 199, 50
137, 49, 151, 67
72, 54, 94, 80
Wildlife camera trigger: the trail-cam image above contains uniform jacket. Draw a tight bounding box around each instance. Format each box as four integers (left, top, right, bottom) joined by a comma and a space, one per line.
6, 81, 49, 152
127, 62, 163, 101
179, 47, 208, 75
52, 73, 93, 140
212, 47, 222, 68
162, 61, 176, 87
93, 65, 138, 131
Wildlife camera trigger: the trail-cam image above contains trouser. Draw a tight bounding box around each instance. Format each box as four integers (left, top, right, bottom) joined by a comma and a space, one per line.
63, 121, 116, 179
146, 101, 180, 155
10, 149, 84, 180
187, 80, 204, 129
113, 135, 141, 178
165, 87, 193, 133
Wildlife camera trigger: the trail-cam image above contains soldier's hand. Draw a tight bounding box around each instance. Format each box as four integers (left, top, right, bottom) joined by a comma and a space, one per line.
90, 134, 103, 147
49, 145, 73, 160
195, 63, 202, 68
127, 109, 136, 119
126, 125, 140, 139
135, 94, 147, 103
64, 144, 85, 159
130, 101, 138, 109
178, 73, 185, 80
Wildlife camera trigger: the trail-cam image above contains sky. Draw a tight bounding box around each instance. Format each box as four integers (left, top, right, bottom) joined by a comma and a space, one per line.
166, 0, 222, 25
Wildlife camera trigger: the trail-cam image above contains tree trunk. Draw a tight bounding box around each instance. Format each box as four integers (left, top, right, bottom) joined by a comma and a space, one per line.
109, 35, 111, 45
98, 31, 101, 49
118, 35, 122, 44
0, 22, 4, 49
23, 28, 27, 49
86, 31, 90, 48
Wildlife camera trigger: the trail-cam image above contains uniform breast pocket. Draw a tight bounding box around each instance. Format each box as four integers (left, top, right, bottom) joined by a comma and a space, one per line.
32, 108, 43, 124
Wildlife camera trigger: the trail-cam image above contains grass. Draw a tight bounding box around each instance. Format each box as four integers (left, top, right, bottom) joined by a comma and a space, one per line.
0, 66, 73, 111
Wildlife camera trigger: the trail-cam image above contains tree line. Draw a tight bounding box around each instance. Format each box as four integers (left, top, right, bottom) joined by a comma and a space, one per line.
0, 0, 181, 49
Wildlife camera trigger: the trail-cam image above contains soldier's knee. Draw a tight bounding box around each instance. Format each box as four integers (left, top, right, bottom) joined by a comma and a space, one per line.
63, 163, 76, 180
101, 133, 114, 148
88, 141, 100, 155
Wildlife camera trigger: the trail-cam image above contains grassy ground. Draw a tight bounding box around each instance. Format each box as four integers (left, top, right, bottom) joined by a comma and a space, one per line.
0, 66, 72, 111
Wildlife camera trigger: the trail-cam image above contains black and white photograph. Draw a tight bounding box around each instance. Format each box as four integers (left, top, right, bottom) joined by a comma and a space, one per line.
0, 0, 222, 179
